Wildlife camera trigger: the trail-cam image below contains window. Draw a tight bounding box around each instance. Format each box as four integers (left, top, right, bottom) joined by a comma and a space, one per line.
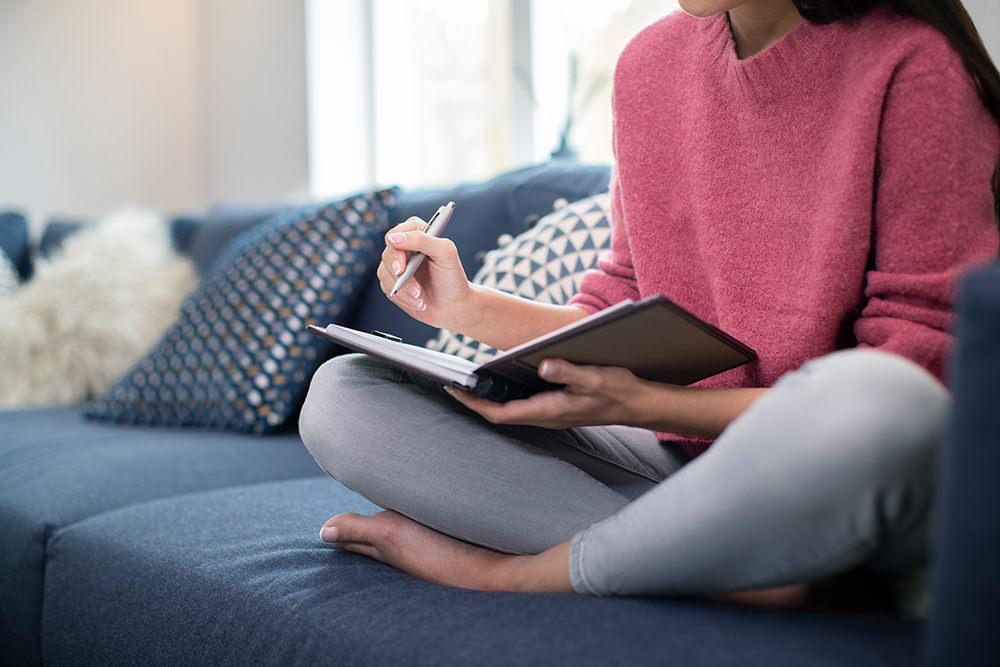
530, 0, 680, 165
306, 0, 679, 199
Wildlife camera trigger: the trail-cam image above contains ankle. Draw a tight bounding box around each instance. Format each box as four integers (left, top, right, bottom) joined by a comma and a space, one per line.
487, 543, 576, 594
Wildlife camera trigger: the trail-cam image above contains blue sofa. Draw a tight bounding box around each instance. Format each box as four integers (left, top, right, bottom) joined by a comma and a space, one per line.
1, 161, 997, 666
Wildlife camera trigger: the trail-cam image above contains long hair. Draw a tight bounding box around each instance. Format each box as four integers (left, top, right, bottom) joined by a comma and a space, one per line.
793, 0, 1000, 226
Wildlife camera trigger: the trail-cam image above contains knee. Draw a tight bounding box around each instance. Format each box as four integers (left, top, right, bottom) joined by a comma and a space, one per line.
298, 354, 389, 483
299, 354, 366, 439
785, 349, 948, 496
799, 349, 948, 445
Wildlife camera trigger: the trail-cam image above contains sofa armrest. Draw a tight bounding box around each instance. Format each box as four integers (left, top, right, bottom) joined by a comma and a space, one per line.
922, 262, 1000, 666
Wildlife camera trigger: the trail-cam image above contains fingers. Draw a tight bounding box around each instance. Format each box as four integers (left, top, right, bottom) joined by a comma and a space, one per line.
376, 261, 426, 310
385, 217, 430, 235
378, 217, 427, 307
378, 215, 460, 308
386, 229, 458, 265
537, 359, 601, 393
441, 360, 630, 428
381, 217, 427, 279
384, 216, 458, 268
442, 385, 491, 413
443, 385, 548, 426
536, 359, 569, 384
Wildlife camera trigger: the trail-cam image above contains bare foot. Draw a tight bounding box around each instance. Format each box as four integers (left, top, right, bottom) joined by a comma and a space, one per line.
319, 511, 514, 591
708, 584, 811, 608
321, 512, 804, 604
320, 511, 575, 593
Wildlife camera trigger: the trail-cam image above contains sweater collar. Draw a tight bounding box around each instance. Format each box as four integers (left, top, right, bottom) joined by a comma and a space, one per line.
700, 11, 832, 101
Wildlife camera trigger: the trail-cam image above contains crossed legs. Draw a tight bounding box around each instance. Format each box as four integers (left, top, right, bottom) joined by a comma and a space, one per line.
299, 349, 946, 599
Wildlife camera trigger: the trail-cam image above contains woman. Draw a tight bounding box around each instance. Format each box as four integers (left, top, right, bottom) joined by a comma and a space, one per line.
299, 0, 999, 606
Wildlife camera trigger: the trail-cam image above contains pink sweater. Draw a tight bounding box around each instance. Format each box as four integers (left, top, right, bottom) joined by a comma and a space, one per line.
570, 7, 999, 456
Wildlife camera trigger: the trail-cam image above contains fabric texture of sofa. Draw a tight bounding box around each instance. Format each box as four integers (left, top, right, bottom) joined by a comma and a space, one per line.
1, 161, 997, 666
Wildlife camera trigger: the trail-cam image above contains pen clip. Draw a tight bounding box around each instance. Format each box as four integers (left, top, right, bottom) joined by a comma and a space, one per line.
423, 206, 444, 232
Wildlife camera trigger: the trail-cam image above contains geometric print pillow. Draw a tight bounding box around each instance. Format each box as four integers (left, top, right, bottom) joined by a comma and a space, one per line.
425, 192, 610, 363
85, 187, 398, 434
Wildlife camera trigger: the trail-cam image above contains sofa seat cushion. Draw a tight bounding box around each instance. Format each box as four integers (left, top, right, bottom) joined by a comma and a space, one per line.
43, 477, 920, 666
0, 407, 320, 666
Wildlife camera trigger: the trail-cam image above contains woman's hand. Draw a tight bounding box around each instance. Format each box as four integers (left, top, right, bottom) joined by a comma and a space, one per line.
445, 358, 650, 430
377, 217, 475, 331
376, 216, 589, 350
445, 358, 769, 438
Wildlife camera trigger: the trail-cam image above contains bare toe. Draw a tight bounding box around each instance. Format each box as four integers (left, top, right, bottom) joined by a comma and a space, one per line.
316, 510, 507, 590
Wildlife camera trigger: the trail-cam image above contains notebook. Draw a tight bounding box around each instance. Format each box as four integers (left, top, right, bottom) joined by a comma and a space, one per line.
307, 294, 757, 402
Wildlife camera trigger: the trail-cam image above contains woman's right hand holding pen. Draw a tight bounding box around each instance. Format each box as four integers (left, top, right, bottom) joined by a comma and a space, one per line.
377, 216, 477, 332
378, 211, 589, 351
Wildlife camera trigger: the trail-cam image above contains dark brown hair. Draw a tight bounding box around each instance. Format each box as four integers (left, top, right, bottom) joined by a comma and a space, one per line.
793, 0, 1000, 225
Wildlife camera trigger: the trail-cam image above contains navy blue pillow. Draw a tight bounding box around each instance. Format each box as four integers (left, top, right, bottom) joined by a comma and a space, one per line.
187, 204, 295, 275
40, 215, 209, 260
0, 246, 19, 297
351, 161, 612, 346
0, 211, 31, 281
85, 188, 398, 434
37, 219, 86, 260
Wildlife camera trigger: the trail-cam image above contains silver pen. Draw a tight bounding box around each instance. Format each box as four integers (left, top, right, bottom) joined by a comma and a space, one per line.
390, 201, 456, 296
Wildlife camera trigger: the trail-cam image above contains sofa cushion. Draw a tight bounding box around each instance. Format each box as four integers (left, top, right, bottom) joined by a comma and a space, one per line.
351, 161, 612, 347
0, 210, 30, 280
37, 218, 87, 259
0, 244, 18, 298
85, 188, 398, 434
426, 192, 611, 363
168, 214, 203, 256
187, 203, 295, 274
40, 215, 204, 260
922, 262, 1000, 666
42, 476, 920, 666
0, 209, 197, 409
0, 406, 321, 667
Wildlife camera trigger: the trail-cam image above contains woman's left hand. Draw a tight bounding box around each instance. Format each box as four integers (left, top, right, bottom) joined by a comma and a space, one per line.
444, 358, 649, 429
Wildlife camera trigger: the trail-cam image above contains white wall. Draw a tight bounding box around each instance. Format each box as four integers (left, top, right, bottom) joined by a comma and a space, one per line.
0, 0, 997, 229
197, 0, 309, 207
966, 0, 1000, 63
0, 0, 308, 229
0, 0, 201, 226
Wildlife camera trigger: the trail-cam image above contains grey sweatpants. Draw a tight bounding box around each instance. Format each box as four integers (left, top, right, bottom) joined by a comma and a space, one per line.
298, 349, 946, 596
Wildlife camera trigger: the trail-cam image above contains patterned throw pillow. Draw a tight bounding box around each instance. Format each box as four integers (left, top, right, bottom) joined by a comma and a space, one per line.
85, 188, 398, 434
426, 193, 611, 363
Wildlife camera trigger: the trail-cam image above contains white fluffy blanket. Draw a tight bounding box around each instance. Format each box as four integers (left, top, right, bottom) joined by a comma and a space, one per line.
0, 208, 198, 407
